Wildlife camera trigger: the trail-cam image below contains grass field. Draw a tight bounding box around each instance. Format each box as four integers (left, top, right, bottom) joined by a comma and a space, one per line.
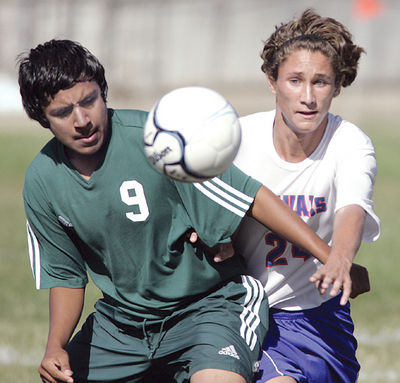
0, 116, 399, 382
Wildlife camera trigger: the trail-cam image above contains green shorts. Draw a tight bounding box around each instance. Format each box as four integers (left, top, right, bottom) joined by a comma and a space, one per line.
67, 275, 268, 383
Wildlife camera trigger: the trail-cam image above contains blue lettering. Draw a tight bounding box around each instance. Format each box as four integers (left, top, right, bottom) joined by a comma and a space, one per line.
280, 194, 327, 216
296, 195, 309, 217
315, 197, 327, 213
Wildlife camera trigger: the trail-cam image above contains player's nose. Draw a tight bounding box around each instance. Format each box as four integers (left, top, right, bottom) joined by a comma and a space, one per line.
300, 84, 316, 108
73, 106, 90, 128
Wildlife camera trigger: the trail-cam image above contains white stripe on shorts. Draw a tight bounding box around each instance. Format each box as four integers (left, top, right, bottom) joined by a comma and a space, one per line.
240, 275, 265, 351
263, 350, 285, 376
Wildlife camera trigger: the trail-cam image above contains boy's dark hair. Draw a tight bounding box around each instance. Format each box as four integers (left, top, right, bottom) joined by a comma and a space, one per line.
17, 39, 108, 128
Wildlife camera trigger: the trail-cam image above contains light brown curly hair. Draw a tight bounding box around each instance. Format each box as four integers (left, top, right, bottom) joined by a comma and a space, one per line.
260, 8, 365, 87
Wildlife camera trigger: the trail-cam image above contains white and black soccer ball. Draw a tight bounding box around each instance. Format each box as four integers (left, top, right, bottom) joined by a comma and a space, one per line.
143, 86, 241, 183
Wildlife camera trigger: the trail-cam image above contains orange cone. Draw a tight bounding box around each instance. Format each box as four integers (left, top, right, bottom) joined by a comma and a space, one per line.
353, 0, 385, 20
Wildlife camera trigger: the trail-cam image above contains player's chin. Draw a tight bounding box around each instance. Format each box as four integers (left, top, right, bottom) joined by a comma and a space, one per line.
295, 122, 322, 135
72, 141, 103, 157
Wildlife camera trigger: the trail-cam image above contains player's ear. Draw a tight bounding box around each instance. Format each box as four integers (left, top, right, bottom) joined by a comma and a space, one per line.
266, 75, 277, 95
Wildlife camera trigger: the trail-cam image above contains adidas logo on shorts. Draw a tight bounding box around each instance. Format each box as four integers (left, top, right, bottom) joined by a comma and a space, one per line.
218, 345, 240, 360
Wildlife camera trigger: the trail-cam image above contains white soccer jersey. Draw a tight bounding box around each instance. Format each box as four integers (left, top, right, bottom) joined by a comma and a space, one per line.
233, 110, 380, 310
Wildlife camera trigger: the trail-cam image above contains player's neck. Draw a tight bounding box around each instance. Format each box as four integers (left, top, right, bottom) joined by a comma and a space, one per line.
65, 150, 100, 179
65, 141, 109, 180
272, 116, 326, 163
64, 127, 110, 180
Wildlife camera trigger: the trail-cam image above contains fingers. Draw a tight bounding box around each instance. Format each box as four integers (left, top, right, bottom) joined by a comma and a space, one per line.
339, 279, 351, 305
310, 272, 326, 296
187, 231, 199, 244
213, 242, 234, 263
39, 366, 73, 383
39, 353, 74, 383
309, 269, 352, 306
185, 230, 234, 263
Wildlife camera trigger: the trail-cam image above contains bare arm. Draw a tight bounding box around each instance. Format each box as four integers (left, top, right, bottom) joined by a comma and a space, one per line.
310, 204, 366, 305
39, 286, 85, 383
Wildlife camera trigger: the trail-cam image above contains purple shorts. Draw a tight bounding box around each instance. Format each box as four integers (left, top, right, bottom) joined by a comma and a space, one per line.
255, 294, 360, 383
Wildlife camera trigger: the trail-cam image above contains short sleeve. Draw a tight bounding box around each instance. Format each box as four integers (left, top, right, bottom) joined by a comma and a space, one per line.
24, 169, 88, 290
173, 164, 262, 248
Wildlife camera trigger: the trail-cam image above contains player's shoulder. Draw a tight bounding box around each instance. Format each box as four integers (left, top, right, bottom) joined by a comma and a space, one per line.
111, 108, 149, 130
26, 137, 59, 174
24, 137, 60, 192
328, 114, 374, 149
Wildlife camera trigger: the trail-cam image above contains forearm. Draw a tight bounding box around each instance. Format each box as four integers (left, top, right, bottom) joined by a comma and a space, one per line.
38, 287, 84, 383
250, 185, 330, 264
330, 204, 366, 265
310, 204, 367, 304
47, 286, 85, 350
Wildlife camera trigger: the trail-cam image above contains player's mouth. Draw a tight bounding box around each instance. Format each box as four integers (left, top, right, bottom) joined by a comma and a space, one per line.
298, 110, 318, 119
76, 129, 99, 144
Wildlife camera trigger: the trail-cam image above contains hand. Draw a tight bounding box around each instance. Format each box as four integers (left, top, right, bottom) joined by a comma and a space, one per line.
187, 231, 234, 263
39, 346, 74, 383
309, 255, 352, 306
350, 263, 370, 298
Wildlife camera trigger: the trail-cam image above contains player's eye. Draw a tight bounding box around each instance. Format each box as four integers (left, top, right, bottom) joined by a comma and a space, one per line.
51, 106, 73, 118
79, 91, 99, 108
313, 76, 332, 86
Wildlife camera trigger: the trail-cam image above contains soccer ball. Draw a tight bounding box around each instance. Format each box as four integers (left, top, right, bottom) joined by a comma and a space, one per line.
143, 86, 241, 183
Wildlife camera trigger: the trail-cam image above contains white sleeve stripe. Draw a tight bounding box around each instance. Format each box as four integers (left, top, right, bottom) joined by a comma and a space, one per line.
201, 180, 252, 211
26, 221, 41, 290
193, 182, 246, 217
26, 222, 34, 275
239, 275, 265, 351
210, 177, 255, 203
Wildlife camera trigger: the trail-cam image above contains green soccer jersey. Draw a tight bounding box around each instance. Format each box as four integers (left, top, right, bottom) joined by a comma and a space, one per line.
24, 109, 261, 320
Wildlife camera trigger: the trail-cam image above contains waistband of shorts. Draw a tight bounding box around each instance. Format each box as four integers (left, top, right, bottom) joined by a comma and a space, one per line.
94, 275, 249, 327
269, 293, 348, 319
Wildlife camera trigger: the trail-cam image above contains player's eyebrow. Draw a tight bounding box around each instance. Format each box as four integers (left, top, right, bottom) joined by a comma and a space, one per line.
286, 71, 332, 79
287, 71, 304, 77
48, 104, 73, 118
48, 89, 99, 117
78, 88, 100, 106
313, 73, 333, 80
